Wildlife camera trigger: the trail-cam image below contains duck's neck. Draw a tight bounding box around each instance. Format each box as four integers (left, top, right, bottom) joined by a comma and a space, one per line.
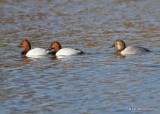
54, 46, 61, 53
22, 43, 31, 55
21, 51, 27, 55
53, 46, 61, 55
49, 51, 56, 55
116, 44, 126, 55
21, 48, 30, 55
117, 43, 126, 51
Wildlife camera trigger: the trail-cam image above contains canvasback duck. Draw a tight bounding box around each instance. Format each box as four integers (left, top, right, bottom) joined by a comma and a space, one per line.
18, 39, 50, 57
110, 39, 150, 55
48, 41, 84, 56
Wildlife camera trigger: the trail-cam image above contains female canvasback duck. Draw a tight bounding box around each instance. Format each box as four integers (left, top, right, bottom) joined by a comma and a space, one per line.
18, 39, 50, 57
48, 41, 84, 56
110, 39, 150, 55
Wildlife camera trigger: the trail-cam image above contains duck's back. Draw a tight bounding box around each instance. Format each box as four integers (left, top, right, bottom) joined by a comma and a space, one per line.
26, 48, 49, 57
56, 48, 83, 56
121, 46, 150, 55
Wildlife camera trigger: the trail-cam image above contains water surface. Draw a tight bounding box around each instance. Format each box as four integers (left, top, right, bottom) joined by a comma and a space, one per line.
0, 0, 160, 114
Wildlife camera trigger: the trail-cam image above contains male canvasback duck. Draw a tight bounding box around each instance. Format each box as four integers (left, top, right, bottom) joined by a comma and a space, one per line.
18, 39, 50, 57
110, 39, 150, 55
48, 41, 84, 56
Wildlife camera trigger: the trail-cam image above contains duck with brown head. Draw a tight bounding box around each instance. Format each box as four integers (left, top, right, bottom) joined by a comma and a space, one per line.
18, 39, 31, 55
110, 39, 150, 55
18, 39, 51, 57
47, 41, 84, 56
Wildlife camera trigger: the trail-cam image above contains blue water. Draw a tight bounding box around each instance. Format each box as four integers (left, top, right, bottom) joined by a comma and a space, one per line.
0, 0, 160, 114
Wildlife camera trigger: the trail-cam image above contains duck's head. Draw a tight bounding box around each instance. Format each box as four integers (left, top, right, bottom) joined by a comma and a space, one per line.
110, 39, 126, 51
18, 39, 31, 55
47, 41, 62, 54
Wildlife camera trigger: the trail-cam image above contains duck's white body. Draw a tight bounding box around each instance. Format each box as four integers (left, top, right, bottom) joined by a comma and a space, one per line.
26, 48, 49, 57
121, 46, 149, 55
56, 48, 83, 56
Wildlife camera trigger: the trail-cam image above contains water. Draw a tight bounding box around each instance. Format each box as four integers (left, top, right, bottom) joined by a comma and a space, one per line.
0, 0, 160, 114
